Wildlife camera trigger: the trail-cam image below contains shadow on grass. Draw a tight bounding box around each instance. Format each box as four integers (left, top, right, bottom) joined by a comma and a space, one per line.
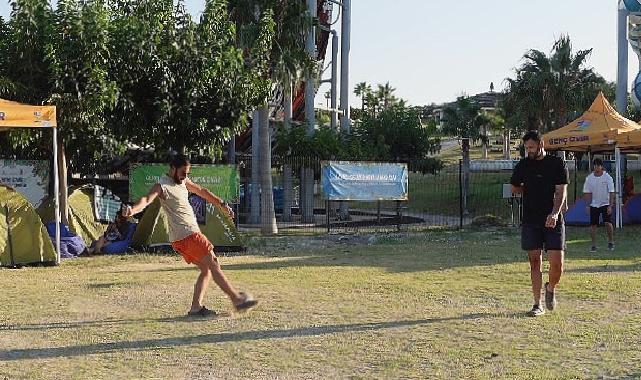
107, 226, 641, 274
0, 314, 240, 332
111, 250, 529, 274
0, 312, 523, 360
565, 262, 641, 273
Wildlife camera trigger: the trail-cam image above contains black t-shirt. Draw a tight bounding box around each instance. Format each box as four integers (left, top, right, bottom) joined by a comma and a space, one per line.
510, 155, 569, 226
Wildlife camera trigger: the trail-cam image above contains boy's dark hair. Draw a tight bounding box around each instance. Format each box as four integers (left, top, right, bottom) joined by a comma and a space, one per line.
593, 158, 604, 166
170, 154, 190, 169
522, 130, 542, 143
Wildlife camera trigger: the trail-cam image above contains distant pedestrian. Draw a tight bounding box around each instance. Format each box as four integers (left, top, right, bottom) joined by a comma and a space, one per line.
583, 158, 615, 252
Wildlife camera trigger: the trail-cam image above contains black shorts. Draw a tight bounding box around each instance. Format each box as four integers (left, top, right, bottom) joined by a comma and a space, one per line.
521, 222, 565, 251
590, 206, 611, 226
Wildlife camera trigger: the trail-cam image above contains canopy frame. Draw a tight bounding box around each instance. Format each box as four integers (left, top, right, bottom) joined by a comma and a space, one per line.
0, 101, 60, 264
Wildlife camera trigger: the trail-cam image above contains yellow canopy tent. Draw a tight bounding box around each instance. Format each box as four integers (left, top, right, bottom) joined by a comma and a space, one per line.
0, 98, 61, 264
616, 127, 641, 150
543, 92, 641, 152
542, 92, 641, 228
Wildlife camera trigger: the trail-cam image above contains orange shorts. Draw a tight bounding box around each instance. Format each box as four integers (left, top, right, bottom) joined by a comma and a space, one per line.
171, 232, 214, 264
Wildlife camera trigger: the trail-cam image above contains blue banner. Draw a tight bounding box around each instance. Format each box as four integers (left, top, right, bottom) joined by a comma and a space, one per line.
321, 161, 408, 201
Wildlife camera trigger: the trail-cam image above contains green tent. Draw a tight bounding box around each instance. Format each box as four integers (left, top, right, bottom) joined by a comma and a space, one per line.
0, 185, 56, 266
131, 198, 243, 249
37, 185, 107, 245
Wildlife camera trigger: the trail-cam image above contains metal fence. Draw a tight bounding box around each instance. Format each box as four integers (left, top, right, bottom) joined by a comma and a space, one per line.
235, 156, 526, 234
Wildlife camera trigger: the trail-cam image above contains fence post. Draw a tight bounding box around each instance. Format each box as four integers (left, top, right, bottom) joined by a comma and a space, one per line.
573, 158, 578, 203
459, 159, 463, 229
326, 200, 330, 234
396, 200, 401, 232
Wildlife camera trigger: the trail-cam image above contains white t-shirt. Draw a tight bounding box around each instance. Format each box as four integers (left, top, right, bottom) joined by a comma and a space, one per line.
582, 172, 615, 207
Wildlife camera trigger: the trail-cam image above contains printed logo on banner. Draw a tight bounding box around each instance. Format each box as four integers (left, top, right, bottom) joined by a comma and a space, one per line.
188, 194, 207, 225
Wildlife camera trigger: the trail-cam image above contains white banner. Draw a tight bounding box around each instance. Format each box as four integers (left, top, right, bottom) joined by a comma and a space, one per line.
0, 160, 49, 207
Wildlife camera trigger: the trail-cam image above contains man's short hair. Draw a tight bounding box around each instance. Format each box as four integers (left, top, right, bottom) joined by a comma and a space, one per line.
170, 154, 190, 169
522, 130, 542, 143
593, 158, 604, 167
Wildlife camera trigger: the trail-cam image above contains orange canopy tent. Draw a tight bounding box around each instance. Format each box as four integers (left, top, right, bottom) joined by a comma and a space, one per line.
542, 92, 641, 152
0, 99, 61, 264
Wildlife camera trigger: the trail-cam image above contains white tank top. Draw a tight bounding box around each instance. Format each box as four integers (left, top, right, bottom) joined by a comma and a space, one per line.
158, 175, 200, 242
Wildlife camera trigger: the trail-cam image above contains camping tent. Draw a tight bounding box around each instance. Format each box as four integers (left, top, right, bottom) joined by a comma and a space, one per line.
0, 99, 61, 263
38, 185, 112, 245
0, 184, 56, 266
131, 198, 243, 250
542, 92, 641, 227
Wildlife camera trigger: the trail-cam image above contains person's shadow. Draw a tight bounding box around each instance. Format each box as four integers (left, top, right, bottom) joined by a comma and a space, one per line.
0, 312, 520, 361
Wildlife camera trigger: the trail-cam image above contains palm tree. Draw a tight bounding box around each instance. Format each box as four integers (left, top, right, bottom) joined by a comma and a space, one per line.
354, 81, 370, 111
376, 82, 396, 109
364, 91, 379, 116
231, 1, 314, 234
505, 35, 608, 132
474, 110, 504, 159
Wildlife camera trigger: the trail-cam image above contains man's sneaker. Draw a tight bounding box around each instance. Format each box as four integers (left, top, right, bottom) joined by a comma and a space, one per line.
527, 304, 545, 317
608, 242, 615, 251
589, 246, 597, 253
187, 306, 217, 317
544, 282, 556, 311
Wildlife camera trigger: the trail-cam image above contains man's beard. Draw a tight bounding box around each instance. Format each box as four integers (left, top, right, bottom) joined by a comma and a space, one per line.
173, 174, 184, 184
527, 149, 542, 160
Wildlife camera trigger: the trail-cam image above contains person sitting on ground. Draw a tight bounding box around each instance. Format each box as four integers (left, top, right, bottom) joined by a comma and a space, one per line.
86, 211, 131, 254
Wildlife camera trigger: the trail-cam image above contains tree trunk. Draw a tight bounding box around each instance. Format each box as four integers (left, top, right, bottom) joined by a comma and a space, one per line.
250, 110, 260, 224
259, 107, 277, 235
301, 165, 315, 224
282, 78, 293, 222
481, 125, 488, 159
57, 137, 69, 225
227, 135, 235, 165
504, 129, 511, 160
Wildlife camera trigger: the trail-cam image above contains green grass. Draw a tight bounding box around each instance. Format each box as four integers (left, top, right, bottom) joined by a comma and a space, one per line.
1, 226, 641, 379
436, 142, 516, 166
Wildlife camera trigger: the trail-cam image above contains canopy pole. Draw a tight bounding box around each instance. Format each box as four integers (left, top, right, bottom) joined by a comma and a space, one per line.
52, 126, 61, 264
615, 146, 623, 229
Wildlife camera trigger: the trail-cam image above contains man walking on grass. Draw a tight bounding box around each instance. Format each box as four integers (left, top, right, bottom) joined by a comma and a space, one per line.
583, 158, 615, 253
511, 130, 569, 317
124, 154, 257, 317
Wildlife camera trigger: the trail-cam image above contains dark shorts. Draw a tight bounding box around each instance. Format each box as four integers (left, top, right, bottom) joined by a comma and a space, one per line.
590, 206, 611, 226
521, 222, 565, 251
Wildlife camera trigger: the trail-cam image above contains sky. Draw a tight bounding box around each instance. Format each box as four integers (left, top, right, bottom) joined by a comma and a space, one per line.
0, 0, 636, 108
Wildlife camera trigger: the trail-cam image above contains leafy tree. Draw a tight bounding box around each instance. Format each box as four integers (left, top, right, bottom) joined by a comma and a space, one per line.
504, 35, 609, 132
50, 0, 118, 175
441, 96, 482, 214
0, 0, 55, 160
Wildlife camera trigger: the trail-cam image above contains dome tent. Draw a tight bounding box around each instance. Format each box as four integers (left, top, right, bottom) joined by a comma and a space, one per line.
0, 184, 56, 267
